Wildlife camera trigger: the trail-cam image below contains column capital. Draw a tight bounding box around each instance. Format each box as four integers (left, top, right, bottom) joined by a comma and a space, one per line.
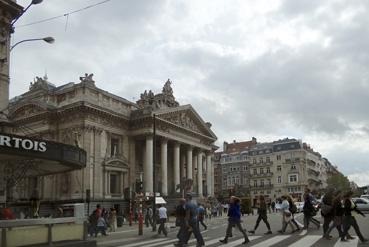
160, 138, 168, 144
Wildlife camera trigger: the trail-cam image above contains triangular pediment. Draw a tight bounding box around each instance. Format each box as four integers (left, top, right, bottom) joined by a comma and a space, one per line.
154, 105, 217, 140
9, 102, 49, 120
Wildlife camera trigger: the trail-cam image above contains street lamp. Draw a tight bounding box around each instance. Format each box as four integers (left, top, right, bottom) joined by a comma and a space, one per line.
10, 37, 55, 51
11, 0, 43, 30
152, 113, 157, 232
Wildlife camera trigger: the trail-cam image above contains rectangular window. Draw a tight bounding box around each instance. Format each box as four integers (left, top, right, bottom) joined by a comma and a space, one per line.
277, 165, 281, 171
260, 168, 264, 174
254, 180, 258, 187
267, 179, 271, 185
110, 173, 120, 194
266, 157, 270, 163
277, 155, 281, 160
277, 176, 282, 183
259, 157, 263, 164
253, 168, 257, 175
266, 167, 270, 173
291, 164, 296, 170
111, 138, 119, 156
253, 158, 256, 164
289, 174, 298, 183
260, 179, 264, 187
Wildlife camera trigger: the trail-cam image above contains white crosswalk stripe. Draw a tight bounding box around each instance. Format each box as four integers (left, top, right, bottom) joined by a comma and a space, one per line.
117, 237, 173, 247
288, 235, 322, 247
299, 229, 307, 235
333, 237, 359, 247
112, 234, 363, 247
251, 235, 290, 247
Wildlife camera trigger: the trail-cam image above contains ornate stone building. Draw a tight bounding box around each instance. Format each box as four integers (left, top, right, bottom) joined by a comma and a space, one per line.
7, 76, 217, 209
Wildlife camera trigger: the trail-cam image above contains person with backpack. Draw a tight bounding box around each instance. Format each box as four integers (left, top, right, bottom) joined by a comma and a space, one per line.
219, 196, 250, 245
287, 195, 301, 231
95, 215, 108, 237
197, 204, 207, 230
248, 195, 272, 235
303, 188, 320, 230
175, 193, 205, 247
321, 190, 334, 239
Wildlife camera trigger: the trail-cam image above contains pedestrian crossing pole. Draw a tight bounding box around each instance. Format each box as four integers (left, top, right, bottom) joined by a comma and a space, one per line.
138, 193, 143, 235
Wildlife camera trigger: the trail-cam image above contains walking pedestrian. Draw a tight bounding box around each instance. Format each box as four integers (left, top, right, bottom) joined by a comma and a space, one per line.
183, 193, 205, 247
248, 195, 272, 235
108, 208, 117, 232
271, 201, 276, 213
219, 196, 250, 245
197, 204, 207, 230
175, 198, 187, 246
324, 191, 345, 241
341, 191, 368, 243
157, 204, 168, 237
287, 195, 301, 231
303, 188, 320, 230
278, 195, 296, 234
145, 205, 153, 228
321, 190, 334, 239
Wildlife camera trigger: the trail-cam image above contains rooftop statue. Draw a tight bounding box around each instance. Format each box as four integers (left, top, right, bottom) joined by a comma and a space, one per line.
79, 73, 94, 83
162, 79, 173, 95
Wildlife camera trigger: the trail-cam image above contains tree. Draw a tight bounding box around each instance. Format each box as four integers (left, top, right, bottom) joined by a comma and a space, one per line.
326, 174, 351, 192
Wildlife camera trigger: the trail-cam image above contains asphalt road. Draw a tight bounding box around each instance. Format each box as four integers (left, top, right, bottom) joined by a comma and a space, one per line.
95, 211, 369, 247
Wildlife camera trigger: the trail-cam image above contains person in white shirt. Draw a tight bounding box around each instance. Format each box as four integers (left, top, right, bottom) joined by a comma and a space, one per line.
158, 204, 168, 237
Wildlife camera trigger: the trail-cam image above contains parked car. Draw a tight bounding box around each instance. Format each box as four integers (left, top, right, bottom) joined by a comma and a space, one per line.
361, 195, 369, 200
352, 197, 369, 212
294, 202, 304, 213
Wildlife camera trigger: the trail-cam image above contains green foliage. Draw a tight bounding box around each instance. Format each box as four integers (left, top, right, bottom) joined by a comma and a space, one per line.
326, 174, 351, 192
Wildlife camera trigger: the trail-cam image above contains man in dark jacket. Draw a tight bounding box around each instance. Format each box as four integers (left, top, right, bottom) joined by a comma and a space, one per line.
341, 191, 368, 243
219, 196, 250, 245
321, 190, 334, 239
248, 195, 272, 235
303, 188, 320, 229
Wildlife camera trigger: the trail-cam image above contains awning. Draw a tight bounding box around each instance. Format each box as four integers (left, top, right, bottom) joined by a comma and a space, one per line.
155, 197, 167, 205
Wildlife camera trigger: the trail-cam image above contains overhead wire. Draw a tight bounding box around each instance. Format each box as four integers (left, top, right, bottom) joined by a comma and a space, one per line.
16, 0, 113, 29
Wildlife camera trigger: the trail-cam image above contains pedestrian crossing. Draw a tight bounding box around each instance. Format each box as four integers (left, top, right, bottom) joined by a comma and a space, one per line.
112, 234, 365, 247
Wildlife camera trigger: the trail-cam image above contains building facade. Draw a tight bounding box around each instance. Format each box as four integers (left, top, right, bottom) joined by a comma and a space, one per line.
215, 138, 336, 205
7, 76, 217, 210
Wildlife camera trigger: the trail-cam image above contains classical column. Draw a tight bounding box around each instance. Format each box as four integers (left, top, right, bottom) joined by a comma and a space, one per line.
161, 139, 168, 196
173, 142, 180, 192
206, 154, 212, 196
192, 154, 197, 189
187, 146, 193, 179
181, 154, 186, 180
144, 136, 153, 193
197, 152, 203, 197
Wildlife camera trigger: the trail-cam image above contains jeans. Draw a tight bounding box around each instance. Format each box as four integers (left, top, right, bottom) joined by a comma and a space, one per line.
342, 216, 365, 241
254, 214, 271, 231
225, 219, 249, 241
186, 220, 204, 245
158, 218, 167, 236
304, 214, 320, 229
326, 216, 343, 238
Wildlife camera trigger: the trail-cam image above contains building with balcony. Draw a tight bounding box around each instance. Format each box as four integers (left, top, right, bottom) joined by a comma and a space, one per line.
214, 138, 338, 205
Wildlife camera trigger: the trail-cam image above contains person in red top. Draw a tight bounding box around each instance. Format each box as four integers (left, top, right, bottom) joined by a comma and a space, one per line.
1, 208, 15, 220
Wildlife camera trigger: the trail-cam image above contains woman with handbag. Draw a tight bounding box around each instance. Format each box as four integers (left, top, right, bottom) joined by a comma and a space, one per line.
324, 191, 345, 240
278, 195, 296, 234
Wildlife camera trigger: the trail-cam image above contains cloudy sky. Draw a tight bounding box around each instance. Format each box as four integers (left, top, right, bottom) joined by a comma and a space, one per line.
10, 0, 369, 186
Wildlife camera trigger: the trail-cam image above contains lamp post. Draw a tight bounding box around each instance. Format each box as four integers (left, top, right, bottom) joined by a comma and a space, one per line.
152, 113, 157, 231
10, 0, 43, 31
10, 37, 55, 51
